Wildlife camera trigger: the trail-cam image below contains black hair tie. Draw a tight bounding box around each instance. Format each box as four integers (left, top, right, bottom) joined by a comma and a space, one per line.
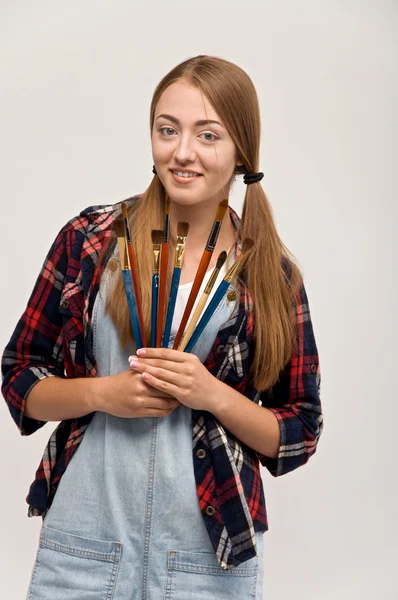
243, 172, 264, 185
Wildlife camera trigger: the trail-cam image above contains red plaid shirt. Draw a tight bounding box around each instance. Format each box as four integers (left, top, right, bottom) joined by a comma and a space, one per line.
1, 195, 323, 569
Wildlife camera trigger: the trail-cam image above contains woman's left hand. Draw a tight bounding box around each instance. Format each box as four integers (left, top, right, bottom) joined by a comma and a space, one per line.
128, 348, 221, 412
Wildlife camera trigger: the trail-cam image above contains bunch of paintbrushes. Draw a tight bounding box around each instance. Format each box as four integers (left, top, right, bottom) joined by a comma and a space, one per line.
170, 198, 229, 349
113, 198, 252, 354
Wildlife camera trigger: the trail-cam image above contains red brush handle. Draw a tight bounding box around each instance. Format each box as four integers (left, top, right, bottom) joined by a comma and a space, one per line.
172, 250, 212, 349
127, 244, 147, 348
156, 240, 169, 347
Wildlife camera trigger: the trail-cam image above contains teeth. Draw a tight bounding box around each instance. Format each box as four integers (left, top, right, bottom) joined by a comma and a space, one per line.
173, 170, 199, 178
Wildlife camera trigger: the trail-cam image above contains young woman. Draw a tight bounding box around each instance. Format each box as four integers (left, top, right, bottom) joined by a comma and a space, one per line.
2, 55, 323, 599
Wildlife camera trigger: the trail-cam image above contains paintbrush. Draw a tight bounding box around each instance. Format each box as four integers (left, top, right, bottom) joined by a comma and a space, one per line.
178, 250, 227, 352
183, 239, 254, 354
150, 230, 163, 348
112, 217, 143, 349
172, 198, 229, 349
156, 197, 171, 347
121, 202, 147, 347
162, 221, 190, 348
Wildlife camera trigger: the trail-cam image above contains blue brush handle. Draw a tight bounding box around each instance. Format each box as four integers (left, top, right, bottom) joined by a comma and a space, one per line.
162, 267, 181, 348
184, 279, 229, 353
151, 273, 159, 347
122, 270, 143, 350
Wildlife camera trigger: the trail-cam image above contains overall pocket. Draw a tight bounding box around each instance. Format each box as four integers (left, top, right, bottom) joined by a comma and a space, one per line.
164, 549, 258, 600
27, 525, 122, 600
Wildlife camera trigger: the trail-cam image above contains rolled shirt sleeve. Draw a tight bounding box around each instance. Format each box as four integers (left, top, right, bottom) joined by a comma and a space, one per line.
257, 281, 323, 476
1, 227, 68, 435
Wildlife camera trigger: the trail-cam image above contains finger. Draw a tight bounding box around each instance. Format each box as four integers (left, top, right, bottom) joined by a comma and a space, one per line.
129, 356, 182, 374
136, 348, 187, 362
145, 386, 175, 399
146, 407, 178, 417
141, 363, 181, 386
139, 378, 175, 398
147, 397, 179, 409
141, 371, 180, 398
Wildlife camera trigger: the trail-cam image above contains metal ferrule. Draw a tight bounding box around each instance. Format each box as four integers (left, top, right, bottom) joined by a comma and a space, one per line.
152, 246, 161, 274
205, 220, 222, 252
204, 267, 221, 294
117, 237, 129, 270
174, 237, 187, 268
224, 257, 242, 283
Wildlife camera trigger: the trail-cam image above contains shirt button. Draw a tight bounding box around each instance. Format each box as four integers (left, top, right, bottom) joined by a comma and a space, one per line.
108, 259, 118, 272
217, 344, 225, 354
61, 299, 69, 309
205, 505, 216, 517
310, 363, 317, 374
226, 289, 236, 304
196, 449, 206, 459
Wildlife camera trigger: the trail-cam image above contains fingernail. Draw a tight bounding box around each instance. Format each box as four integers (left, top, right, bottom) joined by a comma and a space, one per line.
137, 348, 147, 356
128, 355, 138, 361
130, 359, 140, 368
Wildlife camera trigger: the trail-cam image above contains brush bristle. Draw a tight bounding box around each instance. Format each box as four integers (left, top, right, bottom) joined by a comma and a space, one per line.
165, 197, 171, 213
215, 198, 229, 222
112, 217, 126, 237
242, 238, 254, 253
216, 251, 227, 269
121, 202, 128, 219
177, 221, 190, 237
151, 229, 163, 245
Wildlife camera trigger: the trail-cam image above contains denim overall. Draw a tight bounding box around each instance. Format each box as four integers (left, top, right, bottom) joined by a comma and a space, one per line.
26, 258, 265, 600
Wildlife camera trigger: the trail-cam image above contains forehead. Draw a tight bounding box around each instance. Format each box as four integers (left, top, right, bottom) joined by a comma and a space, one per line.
154, 80, 221, 123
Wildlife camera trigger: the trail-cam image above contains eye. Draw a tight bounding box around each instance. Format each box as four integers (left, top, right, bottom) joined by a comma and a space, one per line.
200, 132, 219, 142
158, 126, 176, 136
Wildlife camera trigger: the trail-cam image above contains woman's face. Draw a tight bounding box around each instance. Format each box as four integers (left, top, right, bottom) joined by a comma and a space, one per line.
151, 79, 241, 208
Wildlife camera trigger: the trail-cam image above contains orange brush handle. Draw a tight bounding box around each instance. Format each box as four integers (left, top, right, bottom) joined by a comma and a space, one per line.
156, 240, 169, 347
172, 249, 212, 349
127, 244, 147, 348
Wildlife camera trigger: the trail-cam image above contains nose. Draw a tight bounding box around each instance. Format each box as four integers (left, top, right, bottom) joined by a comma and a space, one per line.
173, 133, 197, 164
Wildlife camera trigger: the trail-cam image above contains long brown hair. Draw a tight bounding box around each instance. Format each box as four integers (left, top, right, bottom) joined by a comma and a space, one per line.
102, 55, 302, 391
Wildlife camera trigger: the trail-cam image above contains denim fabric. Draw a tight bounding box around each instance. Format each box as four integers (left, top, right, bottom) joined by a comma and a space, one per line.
25, 267, 264, 599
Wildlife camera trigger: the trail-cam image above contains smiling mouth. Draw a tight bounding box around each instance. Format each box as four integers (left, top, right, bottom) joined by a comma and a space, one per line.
170, 169, 202, 178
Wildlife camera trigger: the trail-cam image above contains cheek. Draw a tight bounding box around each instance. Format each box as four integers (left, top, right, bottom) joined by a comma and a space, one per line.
206, 148, 237, 178
151, 135, 172, 163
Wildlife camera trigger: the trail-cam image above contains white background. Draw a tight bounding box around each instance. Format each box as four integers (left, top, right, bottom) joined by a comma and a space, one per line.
0, 1, 396, 598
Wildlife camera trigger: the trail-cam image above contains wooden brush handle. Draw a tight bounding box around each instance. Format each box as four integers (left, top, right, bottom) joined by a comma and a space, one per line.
179, 292, 208, 351
127, 244, 147, 347
156, 240, 169, 347
151, 274, 159, 348
173, 250, 212, 349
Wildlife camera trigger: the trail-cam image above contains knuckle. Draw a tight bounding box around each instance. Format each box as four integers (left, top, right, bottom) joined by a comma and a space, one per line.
135, 396, 144, 408
181, 387, 189, 401
185, 364, 194, 376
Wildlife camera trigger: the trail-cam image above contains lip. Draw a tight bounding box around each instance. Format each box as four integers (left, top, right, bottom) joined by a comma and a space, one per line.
170, 169, 203, 184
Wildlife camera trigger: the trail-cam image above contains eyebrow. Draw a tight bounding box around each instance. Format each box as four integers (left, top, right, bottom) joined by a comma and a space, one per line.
155, 113, 224, 128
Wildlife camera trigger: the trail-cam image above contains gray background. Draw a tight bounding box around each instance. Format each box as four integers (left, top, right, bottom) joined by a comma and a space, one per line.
0, 1, 396, 598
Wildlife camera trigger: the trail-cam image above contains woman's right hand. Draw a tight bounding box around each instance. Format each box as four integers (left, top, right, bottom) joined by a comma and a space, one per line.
91, 369, 181, 418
